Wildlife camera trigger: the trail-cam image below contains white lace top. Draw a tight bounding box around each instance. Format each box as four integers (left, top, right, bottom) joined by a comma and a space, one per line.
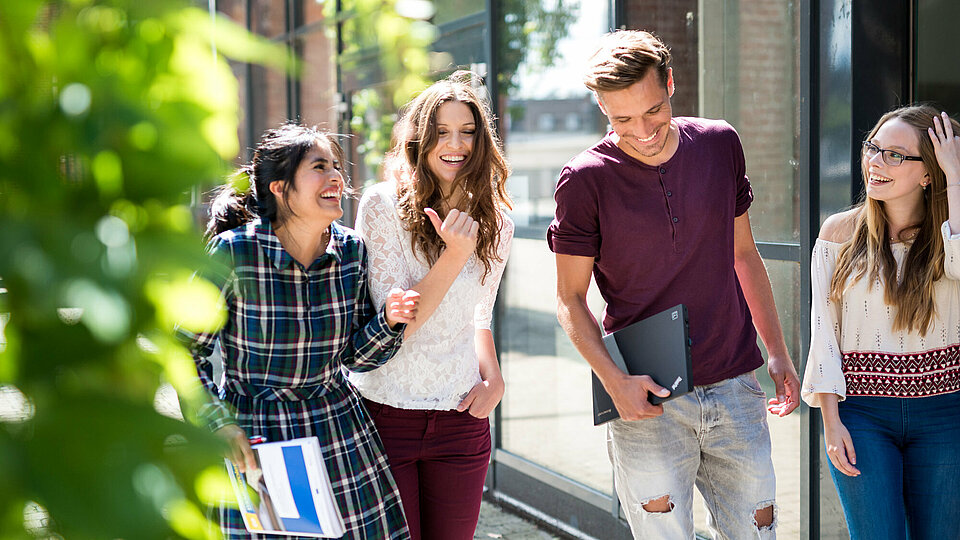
802, 221, 960, 407
347, 181, 514, 410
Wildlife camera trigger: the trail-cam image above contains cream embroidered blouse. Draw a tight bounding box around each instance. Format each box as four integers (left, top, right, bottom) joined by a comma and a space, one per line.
347, 181, 513, 410
802, 221, 960, 407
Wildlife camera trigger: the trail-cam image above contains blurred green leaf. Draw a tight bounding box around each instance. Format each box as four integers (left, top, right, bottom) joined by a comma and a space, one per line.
0, 0, 288, 537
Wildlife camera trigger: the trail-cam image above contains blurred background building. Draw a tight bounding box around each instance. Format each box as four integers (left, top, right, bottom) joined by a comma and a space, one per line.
212, 1, 960, 538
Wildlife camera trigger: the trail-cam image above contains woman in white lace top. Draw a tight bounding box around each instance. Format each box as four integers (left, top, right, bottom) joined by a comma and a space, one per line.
348, 72, 513, 540
802, 105, 960, 538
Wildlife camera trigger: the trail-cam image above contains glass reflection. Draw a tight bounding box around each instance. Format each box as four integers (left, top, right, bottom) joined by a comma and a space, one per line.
498, 0, 612, 495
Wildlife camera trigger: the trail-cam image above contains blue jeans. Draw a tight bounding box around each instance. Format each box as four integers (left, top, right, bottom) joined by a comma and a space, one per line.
829, 392, 960, 540
607, 372, 777, 539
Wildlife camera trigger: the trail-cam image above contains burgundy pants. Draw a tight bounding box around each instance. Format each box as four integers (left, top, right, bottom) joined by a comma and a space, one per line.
364, 399, 492, 540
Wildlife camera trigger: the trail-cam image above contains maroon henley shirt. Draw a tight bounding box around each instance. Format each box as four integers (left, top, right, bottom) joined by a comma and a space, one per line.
547, 116, 764, 386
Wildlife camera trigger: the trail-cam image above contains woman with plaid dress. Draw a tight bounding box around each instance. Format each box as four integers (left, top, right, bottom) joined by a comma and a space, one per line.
184, 123, 419, 539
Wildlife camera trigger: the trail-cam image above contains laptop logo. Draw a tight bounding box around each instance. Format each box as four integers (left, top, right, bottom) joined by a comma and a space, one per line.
671, 310, 678, 320
672, 377, 682, 390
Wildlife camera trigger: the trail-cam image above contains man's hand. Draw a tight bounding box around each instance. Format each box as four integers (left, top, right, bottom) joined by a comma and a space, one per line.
385, 288, 421, 328
605, 373, 671, 421
216, 423, 257, 474
766, 354, 800, 417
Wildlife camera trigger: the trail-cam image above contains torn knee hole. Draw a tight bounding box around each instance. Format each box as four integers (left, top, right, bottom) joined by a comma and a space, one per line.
640, 494, 674, 514
753, 503, 776, 529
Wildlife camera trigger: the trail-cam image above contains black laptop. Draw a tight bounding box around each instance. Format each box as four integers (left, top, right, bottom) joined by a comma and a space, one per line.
591, 304, 693, 425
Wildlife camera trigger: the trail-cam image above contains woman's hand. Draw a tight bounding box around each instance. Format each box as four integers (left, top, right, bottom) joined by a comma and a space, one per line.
930, 111, 960, 182
216, 423, 258, 474
425, 207, 478, 261
823, 417, 860, 477
385, 288, 421, 328
457, 375, 504, 419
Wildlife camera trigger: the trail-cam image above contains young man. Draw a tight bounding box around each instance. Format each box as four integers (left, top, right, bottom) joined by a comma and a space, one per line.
548, 30, 800, 538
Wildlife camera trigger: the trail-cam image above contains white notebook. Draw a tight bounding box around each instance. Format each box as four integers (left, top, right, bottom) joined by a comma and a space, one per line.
225, 436, 345, 538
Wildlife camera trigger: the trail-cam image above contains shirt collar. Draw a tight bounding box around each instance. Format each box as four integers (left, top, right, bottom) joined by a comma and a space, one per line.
254, 218, 343, 270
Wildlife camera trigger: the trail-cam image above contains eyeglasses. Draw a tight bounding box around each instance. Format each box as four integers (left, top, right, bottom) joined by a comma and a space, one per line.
862, 141, 923, 166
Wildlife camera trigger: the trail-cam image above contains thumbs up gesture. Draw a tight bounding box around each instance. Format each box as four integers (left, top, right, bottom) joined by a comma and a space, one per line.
424, 207, 478, 261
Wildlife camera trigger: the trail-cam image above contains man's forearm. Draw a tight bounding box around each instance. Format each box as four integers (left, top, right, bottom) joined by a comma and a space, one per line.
735, 250, 790, 358
557, 295, 622, 383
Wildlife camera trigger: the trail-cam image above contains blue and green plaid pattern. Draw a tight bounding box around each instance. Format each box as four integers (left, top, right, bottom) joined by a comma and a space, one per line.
183, 219, 410, 539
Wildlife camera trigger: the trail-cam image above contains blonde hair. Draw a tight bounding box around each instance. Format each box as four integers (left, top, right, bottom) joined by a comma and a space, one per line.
830, 104, 959, 334
388, 71, 512, 281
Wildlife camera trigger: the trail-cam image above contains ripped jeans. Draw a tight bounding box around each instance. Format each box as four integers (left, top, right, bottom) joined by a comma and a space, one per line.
607, 372, 777, 539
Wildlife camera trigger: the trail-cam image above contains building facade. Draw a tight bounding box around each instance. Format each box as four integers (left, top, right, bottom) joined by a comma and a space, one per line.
217, 1, 960, 538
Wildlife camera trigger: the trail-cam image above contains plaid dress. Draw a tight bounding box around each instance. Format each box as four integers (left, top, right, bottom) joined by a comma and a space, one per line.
183, 219, 410, 540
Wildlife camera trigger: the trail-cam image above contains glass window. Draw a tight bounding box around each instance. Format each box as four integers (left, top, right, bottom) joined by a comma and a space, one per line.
498, 0, 612, 495
537, 113, 555, 131
916, 0, 960, 116
432, 0, 484, 26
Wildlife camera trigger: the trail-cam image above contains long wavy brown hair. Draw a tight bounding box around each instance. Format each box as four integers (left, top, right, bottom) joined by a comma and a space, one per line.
830, 104, 959, 334
388, 71, 512, 281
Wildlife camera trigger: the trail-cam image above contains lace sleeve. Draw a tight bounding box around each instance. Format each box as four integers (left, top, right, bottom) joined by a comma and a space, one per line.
475, 214, 514, 329
356, 183, 414, 307
801, 239, 847, 407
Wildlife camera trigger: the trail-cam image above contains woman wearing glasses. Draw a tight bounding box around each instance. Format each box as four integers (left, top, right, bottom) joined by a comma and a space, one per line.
802, 105, 960, 539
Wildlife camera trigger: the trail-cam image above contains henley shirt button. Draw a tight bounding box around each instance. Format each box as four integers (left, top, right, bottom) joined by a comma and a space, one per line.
659, 167, 666, 174
666, 191, 672, 196
672, 217, 679, 223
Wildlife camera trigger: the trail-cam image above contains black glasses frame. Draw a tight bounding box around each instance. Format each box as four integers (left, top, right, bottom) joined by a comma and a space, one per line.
862, 141, 923, 166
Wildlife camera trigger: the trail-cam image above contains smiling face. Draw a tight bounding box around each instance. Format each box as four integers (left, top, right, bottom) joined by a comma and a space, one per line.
597, 68, 676, 165
864, 118, 929, 208
274, 139, 344, 226
426, 100, 475, 192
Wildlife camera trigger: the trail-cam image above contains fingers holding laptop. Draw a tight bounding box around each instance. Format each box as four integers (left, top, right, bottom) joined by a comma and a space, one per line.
608, 373, 671, 420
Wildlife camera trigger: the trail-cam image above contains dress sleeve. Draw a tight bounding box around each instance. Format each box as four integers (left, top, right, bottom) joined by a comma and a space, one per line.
343, 240, 405, 372
475, 215, 514, 330
176, 238, 236, 431
801, 239, 847, 407
941, 221, 960, 280
343, 184, 408, 372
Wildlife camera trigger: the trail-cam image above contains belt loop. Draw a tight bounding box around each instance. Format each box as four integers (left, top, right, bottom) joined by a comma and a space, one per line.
424, 411, 438, 437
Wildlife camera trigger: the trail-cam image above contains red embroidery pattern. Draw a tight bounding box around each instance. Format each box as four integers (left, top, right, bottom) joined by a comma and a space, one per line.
843, 345, 960, 398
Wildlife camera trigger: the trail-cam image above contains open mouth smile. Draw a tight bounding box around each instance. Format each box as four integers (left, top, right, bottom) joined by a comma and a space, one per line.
635, 130, 659, 143
319, 187, 342, 200
440, 155, 466, 164
868, 173, 893, 185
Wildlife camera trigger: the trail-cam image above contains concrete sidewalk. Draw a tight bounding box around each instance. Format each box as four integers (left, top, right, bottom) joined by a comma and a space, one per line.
475, 499, 562, 540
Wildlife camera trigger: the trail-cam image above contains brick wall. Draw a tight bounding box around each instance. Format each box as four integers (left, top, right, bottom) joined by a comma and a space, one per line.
625, 1, 699, 117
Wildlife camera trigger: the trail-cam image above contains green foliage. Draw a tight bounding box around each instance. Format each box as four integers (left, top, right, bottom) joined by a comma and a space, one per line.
0, 1, 285, 537
497, 0, 579, 96
334, 0, 436, 185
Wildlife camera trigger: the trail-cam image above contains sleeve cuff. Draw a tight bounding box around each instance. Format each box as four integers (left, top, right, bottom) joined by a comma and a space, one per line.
371, 306, 404, 350
198, 401, 236, 432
